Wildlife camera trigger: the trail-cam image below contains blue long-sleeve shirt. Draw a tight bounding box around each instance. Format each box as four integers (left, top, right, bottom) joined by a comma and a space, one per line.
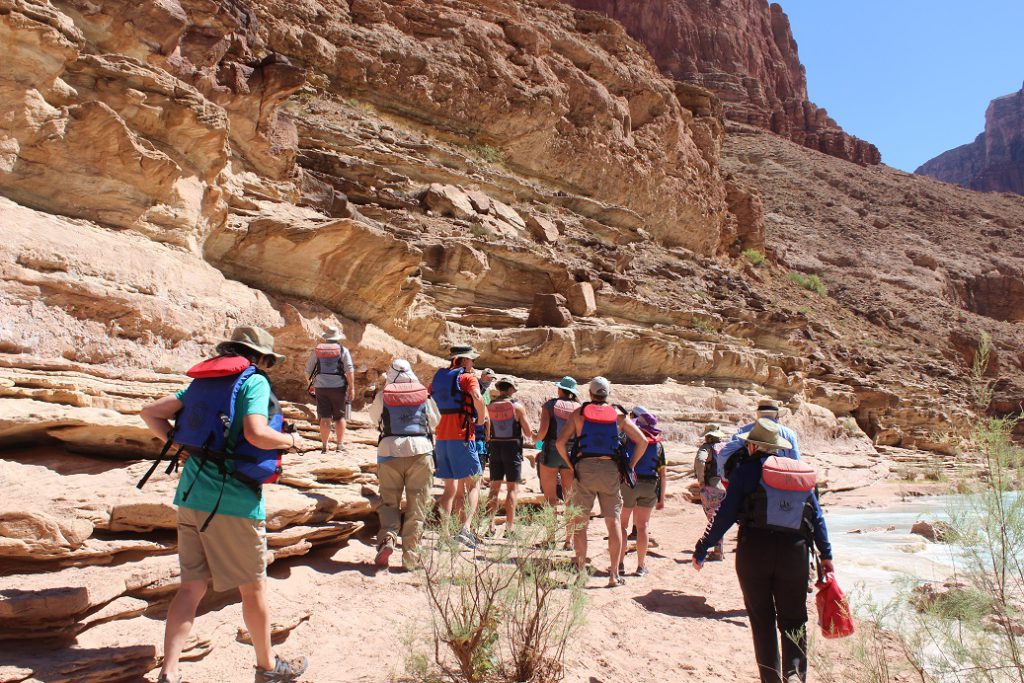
718, 420, 801, 464
694, 454, 832, 563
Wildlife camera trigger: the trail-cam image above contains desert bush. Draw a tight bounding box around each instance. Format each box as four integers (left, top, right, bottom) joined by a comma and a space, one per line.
742, 248, 766, 266
413, 506, 585, 683
788, 271, 828, 296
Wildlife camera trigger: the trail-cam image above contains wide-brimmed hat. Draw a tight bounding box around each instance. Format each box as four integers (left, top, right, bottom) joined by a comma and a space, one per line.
756, 399, 780, 414
631, 407, 660, 435
216, 325, 285, 363
554, 376, 579, 398
737, 418, 792, 451
481, 367, 496, 379
495, 376, 518, 391
385, 359, 418, 385
703, 423, 727, 440
449, 344, 480, 360
589, 376, 611, 398
322, 326, 343, 343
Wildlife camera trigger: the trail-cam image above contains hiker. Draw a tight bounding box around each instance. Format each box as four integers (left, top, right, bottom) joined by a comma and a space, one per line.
369, 359, 439, 571
536, 377, 581, 543
479, 367, 497, 405
718, 400, 800, 472
430, 344, 487, 547
693, 418, 834, 683
694, 423, 728, 561
617, 406, 666, 577
305, 326, 355, 453
484, 377, 534, 534
556, 376, 648, 587
139, 326, 307, 683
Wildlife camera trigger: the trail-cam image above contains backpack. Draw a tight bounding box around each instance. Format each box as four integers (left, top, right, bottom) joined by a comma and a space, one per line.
741, 455, 817, 536
626, 435, 663, 478
487, 398, 521, 443
576, 402, 621, 459
137, 355, 285, 530
380, 381, 430, 438
695, 442, 723, 485
542, 398, 578, 456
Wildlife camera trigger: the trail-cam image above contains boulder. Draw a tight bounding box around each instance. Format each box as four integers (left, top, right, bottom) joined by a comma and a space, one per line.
910, 520, 954, 543
565, 282, 597, 317
525, 213, 559, 243
526, 294, 573, 328
423, 183, 475, 219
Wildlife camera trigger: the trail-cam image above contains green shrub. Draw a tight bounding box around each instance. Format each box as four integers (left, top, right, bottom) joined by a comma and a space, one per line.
742, 248, 766, 266
788, 271, 828, 296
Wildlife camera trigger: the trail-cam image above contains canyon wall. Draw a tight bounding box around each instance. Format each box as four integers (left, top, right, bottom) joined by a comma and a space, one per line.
563, 0, 881, 165
917, 82, 1024, 195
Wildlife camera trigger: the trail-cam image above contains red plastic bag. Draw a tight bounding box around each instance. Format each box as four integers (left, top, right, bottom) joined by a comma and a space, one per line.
816, 572, 855, 639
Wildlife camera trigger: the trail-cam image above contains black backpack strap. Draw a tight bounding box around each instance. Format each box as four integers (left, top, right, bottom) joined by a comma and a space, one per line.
137, 436, 177, 489
200, 472, 228, 532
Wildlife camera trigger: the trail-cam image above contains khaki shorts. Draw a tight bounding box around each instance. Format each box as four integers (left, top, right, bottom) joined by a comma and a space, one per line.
177, 507, 267, 592
622, 478, 659, 509
569, 458, 622, 519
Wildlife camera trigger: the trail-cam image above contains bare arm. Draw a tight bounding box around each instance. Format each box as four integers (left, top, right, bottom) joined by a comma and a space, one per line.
345, 371, 355, 401
556, 410, 582, 473
141, 396, 182, 441
471, 390, 486, 426
243, 414, 294, 450
619, 416, 648, 469
536, 406, 550, 444
516, 404, 534, 443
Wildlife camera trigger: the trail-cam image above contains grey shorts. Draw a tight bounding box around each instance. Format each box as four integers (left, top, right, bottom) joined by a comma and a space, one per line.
622, 478, 659, 509
315, 387, 351, 421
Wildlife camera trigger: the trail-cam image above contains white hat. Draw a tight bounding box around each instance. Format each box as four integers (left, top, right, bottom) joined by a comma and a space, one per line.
385, 359, 418, 384
589, 376, 611, 398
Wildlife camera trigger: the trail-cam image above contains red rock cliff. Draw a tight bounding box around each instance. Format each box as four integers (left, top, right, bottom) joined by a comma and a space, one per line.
916, 82, 1024, 195
563, 0, 881, 165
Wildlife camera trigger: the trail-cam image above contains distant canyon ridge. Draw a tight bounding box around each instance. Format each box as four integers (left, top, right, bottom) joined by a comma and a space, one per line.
563, 0, 881, 165
917, 82, 1024, 196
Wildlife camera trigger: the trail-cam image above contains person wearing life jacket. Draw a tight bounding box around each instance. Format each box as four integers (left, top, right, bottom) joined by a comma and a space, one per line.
617, 406, 667, 578
694, 423, 728, 561
430, 344, 487, 548
693, 418, 834, 683
483, 377, 534, 535
368, 359, 440, 571
305, 326, 355, 453
556, 376, 648, 587
718, 400, 801, 473
139, 326, 308, 683
535, 376, 581, 547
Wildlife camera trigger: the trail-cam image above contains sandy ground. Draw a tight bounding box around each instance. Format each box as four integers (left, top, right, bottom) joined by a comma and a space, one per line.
141, 464, 880, 683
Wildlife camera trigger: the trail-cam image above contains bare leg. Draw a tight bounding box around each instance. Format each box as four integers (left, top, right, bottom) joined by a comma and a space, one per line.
160, 579, 208, 679
238, 580, 275, 671
505, 482, 519, 530
633, 506, 654, 569
604, 515, 623, 585
618, 507, 634, 568
485, 481, 502, 518
561, 472, 575, 547
318, 418, 331, 451
439, 479, 458, 515
334, 418, 346, 449
538, 464, 560, 506
458, 476, 480, 532
572, 513, 588, 571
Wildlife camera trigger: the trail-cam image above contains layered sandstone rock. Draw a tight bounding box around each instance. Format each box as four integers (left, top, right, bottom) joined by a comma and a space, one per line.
917, 82, 1024, 195
563, 0, 881, 165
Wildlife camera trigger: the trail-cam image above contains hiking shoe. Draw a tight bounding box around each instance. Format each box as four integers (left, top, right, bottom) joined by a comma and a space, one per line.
255, 654, 308, 683
617, 562, 626, 576
157, 673, 182, 683
375, 537, 396, 567
401, 553, 421, 572
707, 549, 725, 562
635, 566, 649, 578
456, 530, 478, 549
320, 445, 328, 454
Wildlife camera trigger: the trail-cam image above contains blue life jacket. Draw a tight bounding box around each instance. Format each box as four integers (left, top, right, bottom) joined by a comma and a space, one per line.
487, 398, 521, 443
137, 356, 284, 528
577, 402, 620, 458
380, 382, 430, 437
627, 436, 662, 478
432, 366, 468, 414
742, 455, 817, 535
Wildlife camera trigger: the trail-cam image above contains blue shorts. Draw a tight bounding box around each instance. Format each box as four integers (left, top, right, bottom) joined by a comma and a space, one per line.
435, 440, 481, 480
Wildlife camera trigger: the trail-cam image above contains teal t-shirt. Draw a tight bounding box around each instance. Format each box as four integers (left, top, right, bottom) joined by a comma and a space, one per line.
172, 374, 271, 520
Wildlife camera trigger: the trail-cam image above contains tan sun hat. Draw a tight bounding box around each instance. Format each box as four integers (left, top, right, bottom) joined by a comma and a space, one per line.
756, 399, 780, 415
495, 376, 518, 391
703, 424, 727, 440
322, 326, 343, 343
216, 325, 285, 364
737, 417, 792, 451
449, 344, 480, 360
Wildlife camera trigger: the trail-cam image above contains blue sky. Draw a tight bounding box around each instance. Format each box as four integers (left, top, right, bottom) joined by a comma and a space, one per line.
780, 1, 1024, 171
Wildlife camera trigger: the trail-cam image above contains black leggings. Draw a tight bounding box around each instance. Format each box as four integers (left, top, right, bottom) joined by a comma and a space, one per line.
735, 527, 810, 683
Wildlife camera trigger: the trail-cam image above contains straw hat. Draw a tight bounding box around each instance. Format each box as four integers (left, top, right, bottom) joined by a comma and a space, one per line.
216, 326, 285, 364
737, 418, 792, 451
756, 399, 780, 414
703, 424, 727, 440
322, 326, 343, 343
